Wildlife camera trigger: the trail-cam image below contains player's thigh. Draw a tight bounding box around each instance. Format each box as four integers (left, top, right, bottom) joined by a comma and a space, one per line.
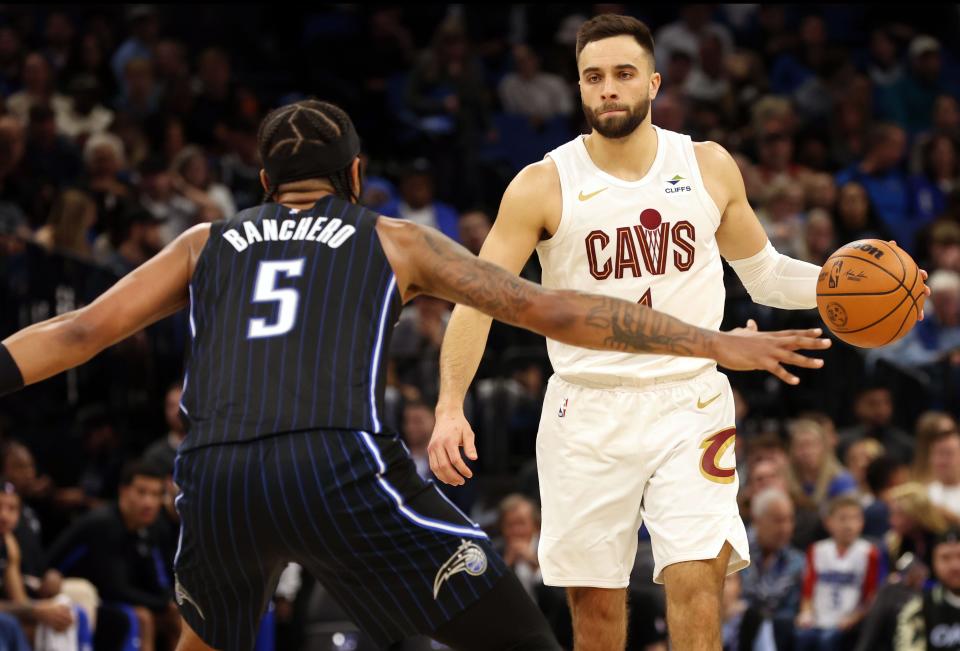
536, 376, 652, 588
172, 444, 286, 651
640, 371, 750, 585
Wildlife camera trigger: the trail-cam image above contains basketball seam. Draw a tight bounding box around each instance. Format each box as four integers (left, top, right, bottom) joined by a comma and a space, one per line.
880, 250, 922, 346
875, 240, 906, 283
826, 282, 914, 334
816, 289, 900, 297
820, 254, 905, 288
826, 248, 919, 337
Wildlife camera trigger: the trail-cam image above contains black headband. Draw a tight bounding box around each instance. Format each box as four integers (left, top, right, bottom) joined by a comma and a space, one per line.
263, 127, 361, 191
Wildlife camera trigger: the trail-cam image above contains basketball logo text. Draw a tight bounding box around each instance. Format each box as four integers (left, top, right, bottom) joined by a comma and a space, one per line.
849, 241, 884, 260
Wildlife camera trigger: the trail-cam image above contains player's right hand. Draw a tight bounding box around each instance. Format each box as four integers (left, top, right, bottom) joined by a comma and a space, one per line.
716, 319, 832, 385
428, 408, 477, 486
33, 599, 73, 631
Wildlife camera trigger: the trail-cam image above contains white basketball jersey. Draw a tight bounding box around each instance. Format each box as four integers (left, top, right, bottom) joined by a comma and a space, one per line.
806, 538, 880, 628
536, 126, 725, 383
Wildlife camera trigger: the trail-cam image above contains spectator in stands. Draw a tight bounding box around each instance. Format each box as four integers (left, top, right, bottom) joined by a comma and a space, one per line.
390, 294, 450, 400
770, 15, 834, 120
882, 36, 958, 135
838, 385, 914, 463
863, 455, 911, 539
137, 155, 195, 244
740, 488, 806, 651
400, 400, 434, 481
116, 57, 159, 123
382, 158, 459, 241
34, 189, 97, 260
800, 208, 835, 265
217, 117, 261, 211
111, 5, 159, 85
796, 496, 881, 651
927, 220, 960, 274
169, 145, 235, 222
498, 44, 572, 123
756, 176, 805, 259
789, 418, 857, 506
41, 11, 75, 78
21, 104, 82, 190
187, 48, 236, 146
834, 181, 893, 245
0, 26, 22, 97
683, 32, 730, 106
496, 494, 541, 598
862, 28, 903, 91
142, 383, 184, 478
804, 172, 838, 212
58, 74, 114, 144
654, 5, 732, 77
887, 482, 950, 569
47, 462, 180, 651
67, 32, 114, 101
894, 528, 960, 649
854, 548, 928, 651
5, 52, 70, 129
909, 134, 957, 228
82, 131, 132, 235
751, 95, 807, 186
836, 123, 912, 243
912, 412, 960, 518
457, 209, 491, 256
101, 204, 165, 276
845, 438, 885, 504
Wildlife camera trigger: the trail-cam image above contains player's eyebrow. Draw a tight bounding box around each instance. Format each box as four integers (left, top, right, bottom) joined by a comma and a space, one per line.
581, 64, 640, 75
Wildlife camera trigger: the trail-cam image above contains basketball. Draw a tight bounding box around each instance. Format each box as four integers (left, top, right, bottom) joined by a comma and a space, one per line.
816, 239, 926, 348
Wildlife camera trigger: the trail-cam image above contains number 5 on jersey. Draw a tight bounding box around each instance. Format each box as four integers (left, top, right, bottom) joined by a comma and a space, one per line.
248, 259, 305, 339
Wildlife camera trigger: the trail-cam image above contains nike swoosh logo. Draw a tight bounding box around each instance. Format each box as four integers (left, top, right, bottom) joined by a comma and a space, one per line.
578, 187, 608, 201
697, 393, 722, 409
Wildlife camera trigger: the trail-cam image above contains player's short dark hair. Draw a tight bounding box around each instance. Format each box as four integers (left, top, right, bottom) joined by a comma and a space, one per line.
575, 14, 655, 64
120, 460, 167, 487
865, 454, 905, 495
257, 99, 359, 203
825, 494, 863, 517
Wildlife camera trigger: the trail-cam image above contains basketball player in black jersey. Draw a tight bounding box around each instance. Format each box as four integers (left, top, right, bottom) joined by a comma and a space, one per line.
0, 100, 830, 651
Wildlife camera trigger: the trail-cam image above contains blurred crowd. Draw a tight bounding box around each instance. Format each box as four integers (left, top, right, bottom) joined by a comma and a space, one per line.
0, 4, 958, 650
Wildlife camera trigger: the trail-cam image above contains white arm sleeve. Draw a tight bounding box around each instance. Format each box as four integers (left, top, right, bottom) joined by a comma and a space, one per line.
726, 241, 820, 309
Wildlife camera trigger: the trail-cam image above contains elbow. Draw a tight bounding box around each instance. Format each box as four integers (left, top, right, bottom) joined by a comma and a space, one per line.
524, 290, 575, 340
61, 310, 106, 362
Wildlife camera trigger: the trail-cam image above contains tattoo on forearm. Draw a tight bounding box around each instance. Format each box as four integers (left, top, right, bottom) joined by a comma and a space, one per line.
581, 295, 708, 355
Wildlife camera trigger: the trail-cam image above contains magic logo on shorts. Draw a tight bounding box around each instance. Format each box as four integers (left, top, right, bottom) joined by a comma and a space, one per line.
433, 539, 488, 599
699, 428, 737, 484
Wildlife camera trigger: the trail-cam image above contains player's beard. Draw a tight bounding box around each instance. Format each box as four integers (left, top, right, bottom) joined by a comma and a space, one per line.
582, 96, 650, 139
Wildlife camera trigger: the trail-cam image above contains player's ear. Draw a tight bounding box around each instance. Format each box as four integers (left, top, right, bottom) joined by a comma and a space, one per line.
350, 157, 362, 204
259, 169, 270, 194
649, 71, 661, 100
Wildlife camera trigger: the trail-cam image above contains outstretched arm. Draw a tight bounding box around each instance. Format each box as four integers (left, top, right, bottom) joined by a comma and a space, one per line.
0, 225, 210, 394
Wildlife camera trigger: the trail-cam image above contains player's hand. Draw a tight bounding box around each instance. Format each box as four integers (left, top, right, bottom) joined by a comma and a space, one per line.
716, 319, 831, 385
33, 599, 73, 631
428, 408, 477, 486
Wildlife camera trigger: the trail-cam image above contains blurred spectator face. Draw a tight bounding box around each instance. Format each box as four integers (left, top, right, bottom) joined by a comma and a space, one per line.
804, 210, 835, 263
934, 541, 960, 593
141, 168, 173, 199
3, 443, 36, 495
0, 116, 26, 175
855, 388, 893, 427
501, 499, 538, 544
928, 135, 957, 179
791, 425, 825, 473
845, 439, 882, 488
79, 33, 103, 71
579, 35, 654, 139
870, 29, 897, 67
930, 432, 960, 485
0, 27, 20, 65
800, 16, 826, 47
0, 492, 20, 535
874, 126, 907, 170
182, 152, 210, 189
45, 12, 74, 49
199, 48, 230, 95
135, 220, 165, 256
513, 45, 540, 79
124, 57, 154, 100
929, 271, 960, 327
805, 173, 837, 210
513, 363, 544, 397
22, 52, 51, 95
87, 142, 122, 178
930, 223, 960, 272
699, 34, 724, 77
153, 40, 186, 80
119, 474, 163, 529
757, 119, 793, 171
653, 90, 687, 132
838, 182, 870, 230
889, 500, 918, 536
934, 96, 960, 133
826, 504, 864, 547
666, 51, 694, 87
458, 210, 491, 255
914, 50, 941, 84
766, 182, 804, 221
749, 459, 787, 494
165, 385, 184, 434
402, 404, 435, 451
400, 173, 434, 210
755, 495, 795, 551
165, 119, 186, 161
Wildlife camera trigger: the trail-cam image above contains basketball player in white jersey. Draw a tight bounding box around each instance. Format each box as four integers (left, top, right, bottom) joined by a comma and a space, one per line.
429, 14, 834, 651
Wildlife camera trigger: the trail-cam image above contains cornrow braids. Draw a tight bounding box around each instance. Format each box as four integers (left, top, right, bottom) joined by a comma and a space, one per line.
256, 100, 361, 203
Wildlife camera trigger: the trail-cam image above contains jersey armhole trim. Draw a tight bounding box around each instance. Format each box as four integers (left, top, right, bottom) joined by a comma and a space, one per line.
537, 154, 573, 251
683, 137, 723, 229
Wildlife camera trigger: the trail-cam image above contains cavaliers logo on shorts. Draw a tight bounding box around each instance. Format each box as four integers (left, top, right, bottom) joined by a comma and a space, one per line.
699, 428, 737, 484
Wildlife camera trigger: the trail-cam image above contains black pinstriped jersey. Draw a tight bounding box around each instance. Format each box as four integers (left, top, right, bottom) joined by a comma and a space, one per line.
179, 195, 401, 452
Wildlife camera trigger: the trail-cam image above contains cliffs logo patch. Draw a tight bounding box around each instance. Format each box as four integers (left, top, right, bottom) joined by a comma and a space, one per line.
433, 540, 488, 599
665, 174, 692, 194
699, 428, 737, 484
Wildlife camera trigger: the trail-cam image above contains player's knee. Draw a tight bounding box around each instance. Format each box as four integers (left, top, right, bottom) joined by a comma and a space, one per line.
566, 586, 625, 620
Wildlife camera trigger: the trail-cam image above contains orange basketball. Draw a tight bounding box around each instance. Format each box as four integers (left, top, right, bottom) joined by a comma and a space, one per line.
816, 239, 926, 348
